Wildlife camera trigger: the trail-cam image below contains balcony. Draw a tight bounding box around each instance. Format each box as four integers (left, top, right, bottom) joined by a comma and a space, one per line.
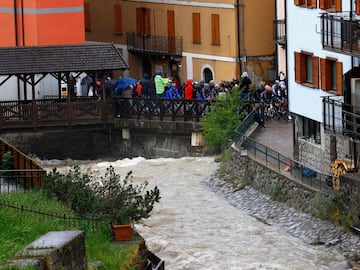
323, 96, 360, 141
320, 12, 360, 57
126, 32, 182, 58
273, 19, 286, 46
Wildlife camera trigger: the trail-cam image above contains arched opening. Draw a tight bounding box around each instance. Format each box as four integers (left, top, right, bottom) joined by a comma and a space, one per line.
203, 67, 213, 83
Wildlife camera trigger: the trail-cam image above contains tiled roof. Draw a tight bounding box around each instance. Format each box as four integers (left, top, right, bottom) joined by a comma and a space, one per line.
0, 43, 129, 75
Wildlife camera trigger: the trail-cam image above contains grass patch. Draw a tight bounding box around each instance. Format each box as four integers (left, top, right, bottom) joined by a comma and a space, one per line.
0, 191, 140, 269
308, 192, 356, 230
267, 181, 284, 201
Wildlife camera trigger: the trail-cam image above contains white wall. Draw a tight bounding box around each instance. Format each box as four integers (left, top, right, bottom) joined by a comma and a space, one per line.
286, 2, 353, 123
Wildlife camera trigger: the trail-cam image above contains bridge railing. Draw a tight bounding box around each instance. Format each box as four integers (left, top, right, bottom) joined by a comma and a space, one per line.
118, 97, 215, 121
0, 97, 214, 131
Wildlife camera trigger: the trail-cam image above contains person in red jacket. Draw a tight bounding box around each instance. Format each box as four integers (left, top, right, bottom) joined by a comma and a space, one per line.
184, 79, 194, 100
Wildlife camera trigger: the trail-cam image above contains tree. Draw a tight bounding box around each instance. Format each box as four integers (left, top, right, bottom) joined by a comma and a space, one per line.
200, 85, 246, 153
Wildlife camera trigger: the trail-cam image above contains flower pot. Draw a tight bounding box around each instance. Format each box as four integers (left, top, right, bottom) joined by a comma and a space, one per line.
112, 223, 132, 241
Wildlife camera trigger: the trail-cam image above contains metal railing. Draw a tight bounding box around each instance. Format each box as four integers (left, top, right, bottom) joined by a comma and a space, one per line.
116, 97, 214, 122
234, 129, 333, 193
323, 95, 360, 141
273, 19, 286, 46
320, 11, 360, 56
127, 32, 182, 57
0, 170, 46, 193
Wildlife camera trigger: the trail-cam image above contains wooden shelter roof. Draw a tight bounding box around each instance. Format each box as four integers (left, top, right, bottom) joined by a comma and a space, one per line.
0, 43, 128, 76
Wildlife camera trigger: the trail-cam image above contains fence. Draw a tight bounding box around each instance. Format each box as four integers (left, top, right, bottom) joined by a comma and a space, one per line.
234, 121, 333, 193
0, 199, 108, 231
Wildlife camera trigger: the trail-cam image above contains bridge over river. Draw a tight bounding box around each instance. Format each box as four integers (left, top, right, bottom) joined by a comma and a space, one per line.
0, 97, 213, 133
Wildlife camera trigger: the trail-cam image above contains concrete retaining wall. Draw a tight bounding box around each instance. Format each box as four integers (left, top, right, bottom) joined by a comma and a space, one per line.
1, 128, 204, 160
6, 231, 85, 269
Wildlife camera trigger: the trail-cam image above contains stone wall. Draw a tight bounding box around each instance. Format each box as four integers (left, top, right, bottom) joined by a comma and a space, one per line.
228, 146, 360, 224
1, 128, 204, 160
5, 231, 86, 269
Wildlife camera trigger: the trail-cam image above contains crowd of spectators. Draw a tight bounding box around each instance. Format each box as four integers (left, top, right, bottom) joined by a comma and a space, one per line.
109, 70, 288, 119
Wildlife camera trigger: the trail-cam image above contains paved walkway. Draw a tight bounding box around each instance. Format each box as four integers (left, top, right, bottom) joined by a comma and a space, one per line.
249, 118, 293, 159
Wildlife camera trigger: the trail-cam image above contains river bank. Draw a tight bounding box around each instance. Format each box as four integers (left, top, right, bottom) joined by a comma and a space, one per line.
203, 173, 360, 269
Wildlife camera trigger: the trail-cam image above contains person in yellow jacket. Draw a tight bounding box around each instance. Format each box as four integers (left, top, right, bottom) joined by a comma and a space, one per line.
154, 71, 170, 98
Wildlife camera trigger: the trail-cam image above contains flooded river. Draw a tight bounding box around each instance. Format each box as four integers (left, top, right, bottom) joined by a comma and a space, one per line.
42, 156, 345, 269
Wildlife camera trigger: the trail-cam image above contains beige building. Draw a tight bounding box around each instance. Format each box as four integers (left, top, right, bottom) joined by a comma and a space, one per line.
84, 0, 275, 85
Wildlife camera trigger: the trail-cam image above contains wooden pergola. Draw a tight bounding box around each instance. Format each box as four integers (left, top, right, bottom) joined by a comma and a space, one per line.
0, 43, 129, 131
0, 42, 129, 101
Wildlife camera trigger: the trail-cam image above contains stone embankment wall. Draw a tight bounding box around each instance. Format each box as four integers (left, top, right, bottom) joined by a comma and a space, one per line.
228, 147, 360, 224
1, 128, 203, 160
5, 231, 85, 269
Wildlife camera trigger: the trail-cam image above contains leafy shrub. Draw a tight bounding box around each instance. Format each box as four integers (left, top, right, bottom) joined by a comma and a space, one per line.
45, 165, 161, 225
200, 87, 244, 153
267, 181, 283, 201
93, 166, 161, 224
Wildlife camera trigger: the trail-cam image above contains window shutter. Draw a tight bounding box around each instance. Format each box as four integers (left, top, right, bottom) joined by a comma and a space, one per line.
357, 0, 360, 15
192, 13, 201, 43
144, 9, 151, 36
312, 56, 319, 88
310, 0, 317, 8
335, 0, 342, 12
295, 52, 302, 83
336, 61, 343, 96
114, 5, 122, 34
320, 58, 327, 90
167, 10, 175, 52
319, 0, 326, 9
294, 0, 300, 5
211, 14, 220, 45
136, 8, 143, 35
84, 3, 91, 32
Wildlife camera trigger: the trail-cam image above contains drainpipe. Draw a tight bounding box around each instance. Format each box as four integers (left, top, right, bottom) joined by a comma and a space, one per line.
240, 1, 246, 72
236, 0, 242, 75
13, 0, 18, 45
21, 0, 25, 46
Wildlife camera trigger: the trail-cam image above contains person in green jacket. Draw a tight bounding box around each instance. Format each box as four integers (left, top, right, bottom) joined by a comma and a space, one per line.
154, 71, 170, 98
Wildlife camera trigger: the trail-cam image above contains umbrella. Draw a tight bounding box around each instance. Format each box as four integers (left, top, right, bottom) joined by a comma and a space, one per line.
115, 77, 137, 90
80, 75, 93, 85
105, 79, 118, 91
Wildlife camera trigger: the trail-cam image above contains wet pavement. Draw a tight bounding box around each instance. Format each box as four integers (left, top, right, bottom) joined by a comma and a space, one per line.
250, 117, 294, 159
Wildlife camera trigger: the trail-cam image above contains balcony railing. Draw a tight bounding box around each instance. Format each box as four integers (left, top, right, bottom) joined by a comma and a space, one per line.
323, 96, 360, 141
126, 32, 182, 57
273, 19, 286, 46
320, 12, 360, 57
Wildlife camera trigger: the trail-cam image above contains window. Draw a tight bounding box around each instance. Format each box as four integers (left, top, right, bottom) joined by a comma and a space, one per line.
294, 51, 319, 88
320, 58, 343, 95
136, 8, 151, 36
294, 0, 317, 8
84, 3, 91, 32
319, 0, 342, 11
114, 5, 122, 35
211, 14, 220, 45
192, 13, 201, 44
303, 117, 321, 144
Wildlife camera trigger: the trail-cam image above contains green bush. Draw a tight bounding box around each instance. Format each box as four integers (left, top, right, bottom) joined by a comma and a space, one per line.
267, 181, 283, 201
45, 165, 161, 225
200, 86, 246, 153
45, 166, 98, 217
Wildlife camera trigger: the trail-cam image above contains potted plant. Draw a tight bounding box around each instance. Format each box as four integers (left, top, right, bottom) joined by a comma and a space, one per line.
93, 166, 161, 241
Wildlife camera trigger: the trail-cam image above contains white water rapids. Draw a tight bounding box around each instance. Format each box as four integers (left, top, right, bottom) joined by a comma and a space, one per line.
42, 156, 345, 270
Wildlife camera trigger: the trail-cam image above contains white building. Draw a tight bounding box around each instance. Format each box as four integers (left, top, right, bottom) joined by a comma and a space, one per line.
287, 0, 360, 173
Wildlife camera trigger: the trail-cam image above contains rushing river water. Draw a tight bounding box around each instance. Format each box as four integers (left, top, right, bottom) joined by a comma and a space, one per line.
42, 156, 346, 270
